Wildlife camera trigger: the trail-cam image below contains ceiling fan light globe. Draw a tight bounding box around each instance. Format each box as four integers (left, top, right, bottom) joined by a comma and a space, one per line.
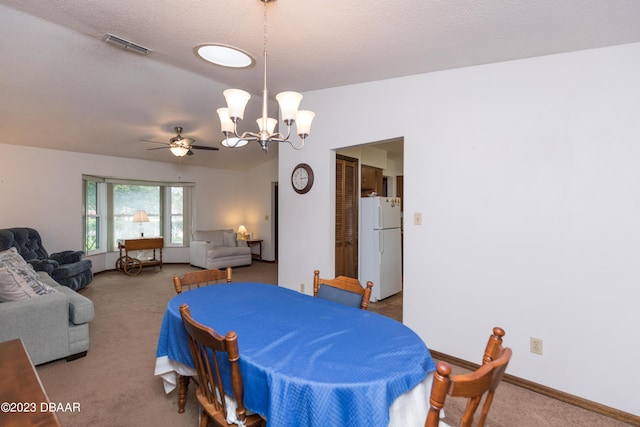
170, 146, 190, 157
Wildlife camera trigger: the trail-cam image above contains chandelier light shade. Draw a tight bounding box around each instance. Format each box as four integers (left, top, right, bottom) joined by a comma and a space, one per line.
275, 91, 303, 123
217, 108, 235, 133
223, 89, 252, 120
257, 117, 278, 134
199, 0, 315, 153
295, 110, 316, 138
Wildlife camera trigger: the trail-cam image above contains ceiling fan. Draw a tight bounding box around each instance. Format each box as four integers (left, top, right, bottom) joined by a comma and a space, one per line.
142, 126, 219, 157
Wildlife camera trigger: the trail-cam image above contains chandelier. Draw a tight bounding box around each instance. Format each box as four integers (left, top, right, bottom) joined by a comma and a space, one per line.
204, 0, 315, 153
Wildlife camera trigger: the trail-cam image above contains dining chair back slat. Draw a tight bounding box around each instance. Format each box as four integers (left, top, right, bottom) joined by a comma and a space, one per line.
425, 327, 512, 427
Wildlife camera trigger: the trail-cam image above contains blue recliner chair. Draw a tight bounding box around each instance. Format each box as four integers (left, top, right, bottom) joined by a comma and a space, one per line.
0, 227, 93, 291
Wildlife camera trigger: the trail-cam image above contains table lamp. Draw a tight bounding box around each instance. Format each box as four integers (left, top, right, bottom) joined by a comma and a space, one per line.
237, 225, 248, 240
132, 210, 149, 237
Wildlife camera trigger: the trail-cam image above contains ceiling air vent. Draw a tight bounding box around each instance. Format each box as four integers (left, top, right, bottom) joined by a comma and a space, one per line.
102, 34, 152, 55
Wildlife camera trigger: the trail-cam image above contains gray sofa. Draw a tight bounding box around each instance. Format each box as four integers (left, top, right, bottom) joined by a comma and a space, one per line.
0, 271, 94, 365
189, 229, 252, 270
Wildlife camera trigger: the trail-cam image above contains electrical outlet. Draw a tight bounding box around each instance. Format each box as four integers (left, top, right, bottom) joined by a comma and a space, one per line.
414, 212, 422, 225
300, 283, 305, 293
530, 337, 543, 355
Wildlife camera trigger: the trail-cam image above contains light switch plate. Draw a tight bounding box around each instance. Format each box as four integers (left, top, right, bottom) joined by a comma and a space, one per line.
414, 212, 422, 225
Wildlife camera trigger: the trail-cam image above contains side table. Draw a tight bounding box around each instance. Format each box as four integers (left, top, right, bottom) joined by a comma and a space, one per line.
246, 239, 263, 262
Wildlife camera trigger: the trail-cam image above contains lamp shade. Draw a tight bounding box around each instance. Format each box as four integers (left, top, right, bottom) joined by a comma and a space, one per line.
295, 110, 315, 138
237, 225, 248, 235
132, 210, 150, 223
217, 108, 235, 134
257, 117, 278, 134
276, 91, 303, 122
223, 89, 251, 121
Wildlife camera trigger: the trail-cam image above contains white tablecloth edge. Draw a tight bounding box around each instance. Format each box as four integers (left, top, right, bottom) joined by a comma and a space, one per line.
388, 372, 433, 427
154, 355, 197, 394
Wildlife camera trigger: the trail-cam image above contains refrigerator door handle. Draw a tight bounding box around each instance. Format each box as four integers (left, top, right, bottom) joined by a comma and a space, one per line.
378, 205, 382, 229
379, 231, 384, 257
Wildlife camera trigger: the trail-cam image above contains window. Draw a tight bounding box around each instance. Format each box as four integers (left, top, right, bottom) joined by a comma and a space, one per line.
112, 184, 160, 244
84, 180, 100, 254
169, 187, 185, 245
82, 176, 193, 253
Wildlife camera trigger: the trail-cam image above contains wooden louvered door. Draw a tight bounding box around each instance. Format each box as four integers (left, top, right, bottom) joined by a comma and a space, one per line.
335, 155, 359, 278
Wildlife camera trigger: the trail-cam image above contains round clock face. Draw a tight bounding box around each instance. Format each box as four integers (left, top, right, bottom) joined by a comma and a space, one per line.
291, 163, 314, 194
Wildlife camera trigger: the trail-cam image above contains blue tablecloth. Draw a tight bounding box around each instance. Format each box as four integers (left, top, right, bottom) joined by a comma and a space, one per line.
156, 283, 435, 427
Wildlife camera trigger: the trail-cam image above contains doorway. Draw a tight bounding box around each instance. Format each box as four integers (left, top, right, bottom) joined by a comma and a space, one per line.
335, 138, 404, 301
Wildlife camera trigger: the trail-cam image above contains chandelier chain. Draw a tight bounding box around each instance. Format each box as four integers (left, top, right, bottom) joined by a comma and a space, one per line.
263, 0, 268, 57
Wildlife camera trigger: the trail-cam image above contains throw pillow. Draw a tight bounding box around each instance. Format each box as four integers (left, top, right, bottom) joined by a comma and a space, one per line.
0, 267, 39, 302
223, 232, 237, 247
0, 247, 28, 270
15, 264, 56, 295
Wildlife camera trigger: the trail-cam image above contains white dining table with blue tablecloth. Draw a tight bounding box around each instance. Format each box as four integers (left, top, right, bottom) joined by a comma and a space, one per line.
154, 283, 436, 427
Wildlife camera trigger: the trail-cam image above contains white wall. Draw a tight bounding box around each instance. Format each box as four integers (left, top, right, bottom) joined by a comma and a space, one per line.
278, 43, 640, 415
0, 143, 272, 271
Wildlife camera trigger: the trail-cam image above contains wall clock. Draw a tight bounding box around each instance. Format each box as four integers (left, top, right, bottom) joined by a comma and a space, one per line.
291, 163, 314, 194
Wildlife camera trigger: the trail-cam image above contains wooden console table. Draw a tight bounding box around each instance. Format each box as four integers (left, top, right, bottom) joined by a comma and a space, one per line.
0, 339, 62, 427
116, 237, 164, 276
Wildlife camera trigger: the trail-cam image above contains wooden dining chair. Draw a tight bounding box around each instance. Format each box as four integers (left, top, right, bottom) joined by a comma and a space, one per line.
173, 267, 232, 294
173, 267, 232, 413
179, 304, 265, 427
425, 327, 512, 427
313, 269, 373, 310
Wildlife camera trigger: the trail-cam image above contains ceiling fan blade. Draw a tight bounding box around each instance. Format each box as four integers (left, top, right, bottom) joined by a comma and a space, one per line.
190, 145, 220, 151
187, 149, 194, 156
140, 139, 169, 146
146, 146, 169, 151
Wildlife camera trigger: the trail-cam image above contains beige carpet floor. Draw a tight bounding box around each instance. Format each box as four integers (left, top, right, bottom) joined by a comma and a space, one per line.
35, 263, 634, 426
37, 262, 276, 426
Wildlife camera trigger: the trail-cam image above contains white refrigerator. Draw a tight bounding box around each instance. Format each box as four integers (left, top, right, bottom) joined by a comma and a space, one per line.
359, 196, 402, 301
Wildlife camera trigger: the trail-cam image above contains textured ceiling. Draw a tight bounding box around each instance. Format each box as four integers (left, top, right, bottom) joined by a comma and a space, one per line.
1, 0, 640, 170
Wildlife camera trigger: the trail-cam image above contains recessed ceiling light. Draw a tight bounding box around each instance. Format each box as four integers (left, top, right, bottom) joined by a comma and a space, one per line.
194, 44, 255, 68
